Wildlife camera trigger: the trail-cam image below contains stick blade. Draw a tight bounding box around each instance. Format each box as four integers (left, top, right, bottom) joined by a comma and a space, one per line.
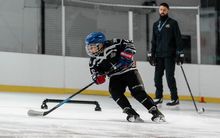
27, 109, 44, 117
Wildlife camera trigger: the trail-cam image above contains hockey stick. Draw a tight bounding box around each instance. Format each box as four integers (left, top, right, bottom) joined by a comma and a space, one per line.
27, 81, 95, 117
180, 65, 205, 113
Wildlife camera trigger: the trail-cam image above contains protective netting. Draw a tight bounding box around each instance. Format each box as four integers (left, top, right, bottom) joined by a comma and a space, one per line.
44, 0, 198, 63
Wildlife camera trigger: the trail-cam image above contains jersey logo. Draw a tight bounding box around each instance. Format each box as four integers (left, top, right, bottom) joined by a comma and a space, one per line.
165, 24, 170, 28
110, 52, 116, 58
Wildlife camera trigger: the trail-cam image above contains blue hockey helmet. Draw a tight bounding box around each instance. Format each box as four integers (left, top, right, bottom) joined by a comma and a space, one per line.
85, 32, 106, 57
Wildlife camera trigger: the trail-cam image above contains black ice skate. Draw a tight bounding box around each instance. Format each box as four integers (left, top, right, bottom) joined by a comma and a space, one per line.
153, 98, 163, 105
123, 107, 144, 123
148, 106, 166, 122
166, 99, 179, 106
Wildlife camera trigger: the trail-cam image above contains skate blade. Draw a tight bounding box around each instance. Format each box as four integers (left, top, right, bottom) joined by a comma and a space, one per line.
152, 116, 166, 123
128, 117, 144, 123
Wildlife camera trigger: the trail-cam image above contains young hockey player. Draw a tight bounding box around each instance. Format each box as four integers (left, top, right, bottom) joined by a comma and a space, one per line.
85, 32, 165, 122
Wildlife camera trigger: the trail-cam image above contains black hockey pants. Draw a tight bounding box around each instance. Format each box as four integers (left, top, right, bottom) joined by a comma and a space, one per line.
109, 69, 155, 110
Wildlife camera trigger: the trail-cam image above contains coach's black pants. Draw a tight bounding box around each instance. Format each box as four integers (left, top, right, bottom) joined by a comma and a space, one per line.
154, 57, 178, 100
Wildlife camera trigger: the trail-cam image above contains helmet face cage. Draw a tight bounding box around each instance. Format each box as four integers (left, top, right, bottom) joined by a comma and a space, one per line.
86, 43, 103, 57
85, 32, 106, 57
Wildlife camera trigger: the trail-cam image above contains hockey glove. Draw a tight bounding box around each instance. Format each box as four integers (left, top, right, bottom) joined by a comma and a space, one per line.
92, 74, 106, 85
176, 52, 184, 65
116, 51, 134, 69
147, 53, 156, 66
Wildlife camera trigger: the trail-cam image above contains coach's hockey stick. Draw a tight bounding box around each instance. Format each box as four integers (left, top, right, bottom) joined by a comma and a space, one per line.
180, 65, 205, 113
27, 81, 95, 117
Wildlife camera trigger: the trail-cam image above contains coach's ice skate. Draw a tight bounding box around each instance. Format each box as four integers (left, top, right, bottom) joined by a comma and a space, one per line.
166, 99, 179, 106
123, 107, 144, 122
149, 106, 166, 122
153, 98, 163, 105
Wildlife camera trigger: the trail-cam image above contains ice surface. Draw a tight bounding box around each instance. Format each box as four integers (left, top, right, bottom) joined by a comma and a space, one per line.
0, 92, 219, 138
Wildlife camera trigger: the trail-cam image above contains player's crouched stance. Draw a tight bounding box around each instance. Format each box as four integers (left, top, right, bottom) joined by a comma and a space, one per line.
85, 32, 165, 123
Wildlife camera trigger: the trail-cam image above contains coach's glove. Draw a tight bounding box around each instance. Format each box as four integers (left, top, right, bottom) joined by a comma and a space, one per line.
116, 51, 134, 69
176, 52, 184, 65
92, 74, 106, 85
147, 53, 156, 66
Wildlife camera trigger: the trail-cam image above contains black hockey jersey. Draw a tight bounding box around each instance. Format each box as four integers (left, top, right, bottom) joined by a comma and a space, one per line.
89, 38, 137, 77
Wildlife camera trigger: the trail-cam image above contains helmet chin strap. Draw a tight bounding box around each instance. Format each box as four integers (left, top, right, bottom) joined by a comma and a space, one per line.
98, 44, 104, 54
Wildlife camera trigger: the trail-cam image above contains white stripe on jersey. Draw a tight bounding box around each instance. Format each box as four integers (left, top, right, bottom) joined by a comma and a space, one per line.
92, 41, 121, 66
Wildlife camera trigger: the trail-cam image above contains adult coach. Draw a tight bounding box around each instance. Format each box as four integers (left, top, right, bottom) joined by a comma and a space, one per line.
148, 3, 184, 106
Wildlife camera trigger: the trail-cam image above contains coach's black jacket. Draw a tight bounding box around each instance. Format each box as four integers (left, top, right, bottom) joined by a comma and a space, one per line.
151, 16, 183, 57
